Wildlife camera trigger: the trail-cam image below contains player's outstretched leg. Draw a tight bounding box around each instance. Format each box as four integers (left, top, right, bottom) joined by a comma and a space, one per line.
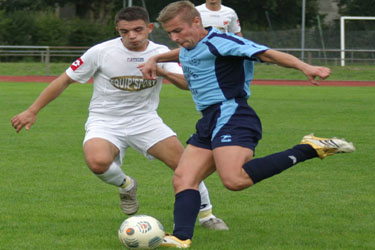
243, 133, 355, 185
119, 176, 139, 215
300, 133, 355, 159
197, 181, 229, 230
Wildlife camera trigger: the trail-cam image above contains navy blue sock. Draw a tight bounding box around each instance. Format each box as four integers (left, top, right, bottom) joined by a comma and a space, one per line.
173, 189, 201, 240
243, 144, 317, 184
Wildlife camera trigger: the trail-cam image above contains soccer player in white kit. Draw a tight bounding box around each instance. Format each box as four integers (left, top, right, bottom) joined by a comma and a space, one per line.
196, 0, 243, 36
10, 6, 228, 230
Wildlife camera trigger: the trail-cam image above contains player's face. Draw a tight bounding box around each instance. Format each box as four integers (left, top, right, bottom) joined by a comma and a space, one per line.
116, 19, 153, 51
162, 15, 205, 50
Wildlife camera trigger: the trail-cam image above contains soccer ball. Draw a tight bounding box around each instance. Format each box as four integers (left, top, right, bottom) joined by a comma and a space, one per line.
118, 215, 165, 249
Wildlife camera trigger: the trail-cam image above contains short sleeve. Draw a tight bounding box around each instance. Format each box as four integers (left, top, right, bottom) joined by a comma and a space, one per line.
161, 62, 183, 74
66, 47, 99, 83
208, 33, 269, 60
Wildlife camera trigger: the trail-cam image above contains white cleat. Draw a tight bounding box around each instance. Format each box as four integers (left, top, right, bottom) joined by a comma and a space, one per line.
300, 133, 355, 159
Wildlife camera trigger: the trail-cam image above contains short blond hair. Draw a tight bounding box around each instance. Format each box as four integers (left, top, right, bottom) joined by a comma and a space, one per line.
157, 1, 201, 25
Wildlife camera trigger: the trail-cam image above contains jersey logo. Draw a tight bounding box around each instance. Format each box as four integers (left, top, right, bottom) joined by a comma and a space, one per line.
189, 57, 200, 66
110, 76, 157, 91
182, 66, 198, 80
223, 20, 229, 26
127, 57, 144, 62
70, 58, 83, 71
221, 134, 232, 143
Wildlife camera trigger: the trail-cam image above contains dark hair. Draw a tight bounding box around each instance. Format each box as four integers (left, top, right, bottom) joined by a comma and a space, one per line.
115, 6, 150, 24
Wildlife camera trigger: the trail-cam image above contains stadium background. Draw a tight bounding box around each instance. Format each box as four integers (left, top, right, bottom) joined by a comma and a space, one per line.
0, 0, 374, 65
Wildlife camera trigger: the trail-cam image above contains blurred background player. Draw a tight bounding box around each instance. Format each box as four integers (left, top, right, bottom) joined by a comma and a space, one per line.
10, 6, 228, 231
196, 0, 243, 36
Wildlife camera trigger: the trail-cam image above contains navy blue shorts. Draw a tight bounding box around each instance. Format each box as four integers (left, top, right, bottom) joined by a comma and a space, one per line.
187, 98, 262, 150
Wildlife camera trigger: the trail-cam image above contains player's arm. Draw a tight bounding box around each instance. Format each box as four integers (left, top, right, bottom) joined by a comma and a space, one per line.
256, 49, 331, 85
11, 72, 75, 133
156, 67, 188, 90
139, 48, 181, 80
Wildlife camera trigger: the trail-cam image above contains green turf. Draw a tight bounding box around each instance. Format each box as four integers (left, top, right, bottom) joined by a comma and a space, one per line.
0, 62, 374, 81
0, 62, 71, 76
1, 82, 374, 249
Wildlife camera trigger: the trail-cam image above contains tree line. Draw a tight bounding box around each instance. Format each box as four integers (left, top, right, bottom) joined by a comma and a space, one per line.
0, 0, 373, 47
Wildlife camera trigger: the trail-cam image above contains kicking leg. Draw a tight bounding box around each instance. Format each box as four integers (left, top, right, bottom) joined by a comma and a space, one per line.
214, 134, 355, 188
243, 134, 355, 184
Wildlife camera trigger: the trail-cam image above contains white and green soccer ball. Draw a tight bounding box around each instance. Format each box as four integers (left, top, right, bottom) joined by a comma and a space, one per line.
118, 215, 165, 249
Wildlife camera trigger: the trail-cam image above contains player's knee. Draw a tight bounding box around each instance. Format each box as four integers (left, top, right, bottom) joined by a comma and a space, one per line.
222, 180, 242, 191
172, 169, 197, 192
172, 171, 184, 190
221, 176, 250, 191
85, 155, 112, 174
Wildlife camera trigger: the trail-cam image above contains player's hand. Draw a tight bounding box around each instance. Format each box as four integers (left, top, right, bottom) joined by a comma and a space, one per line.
138, 56, 158, 80
303, 66, 331, 85
10, 110, 37, 133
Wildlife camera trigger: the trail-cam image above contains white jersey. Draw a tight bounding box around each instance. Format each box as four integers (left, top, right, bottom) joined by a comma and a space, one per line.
196, 4, 241, 34
66, 38, 182, 117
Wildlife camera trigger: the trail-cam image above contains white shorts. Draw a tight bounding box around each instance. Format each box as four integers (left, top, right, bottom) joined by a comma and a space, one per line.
83, 112, 176, 165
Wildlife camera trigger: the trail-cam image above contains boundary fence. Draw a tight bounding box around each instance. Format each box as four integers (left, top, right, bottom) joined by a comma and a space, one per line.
1, 45, 374, 75
0, 46, 88, 75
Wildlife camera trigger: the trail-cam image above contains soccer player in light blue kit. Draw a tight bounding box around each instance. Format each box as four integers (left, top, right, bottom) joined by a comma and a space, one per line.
140, 1, 355, 248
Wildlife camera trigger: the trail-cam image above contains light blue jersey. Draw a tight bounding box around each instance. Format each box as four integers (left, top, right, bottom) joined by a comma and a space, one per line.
179, 27, 269, 111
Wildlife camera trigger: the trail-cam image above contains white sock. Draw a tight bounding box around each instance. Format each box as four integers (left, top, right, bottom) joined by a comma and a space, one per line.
198, 210, 216, 223
198, 181, 213, 220
95, 163, 127, 187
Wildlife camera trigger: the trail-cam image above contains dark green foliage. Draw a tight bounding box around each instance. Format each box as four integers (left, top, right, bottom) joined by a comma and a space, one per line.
141, 0, 321, 30
67, 19, 117, 47
0, 10, 11, 43
1, 0, 374, 47
337, 0, 375, 31
33, 12, 69, 46
0, 0, 54, 12
338, 0, 375, 16
218, 0, 320, 30
3, 11, 37, 45
0, 11, 117, 47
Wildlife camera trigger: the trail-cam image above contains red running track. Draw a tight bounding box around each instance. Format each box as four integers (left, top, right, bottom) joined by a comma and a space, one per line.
1, 75, 375, 87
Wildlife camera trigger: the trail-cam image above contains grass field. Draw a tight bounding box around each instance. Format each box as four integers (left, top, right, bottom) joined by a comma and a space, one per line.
1, 80, 374, 249
0, 62, 374, 81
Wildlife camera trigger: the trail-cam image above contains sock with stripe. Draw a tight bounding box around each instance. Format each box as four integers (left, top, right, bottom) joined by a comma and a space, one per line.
243, 144, 317, 184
